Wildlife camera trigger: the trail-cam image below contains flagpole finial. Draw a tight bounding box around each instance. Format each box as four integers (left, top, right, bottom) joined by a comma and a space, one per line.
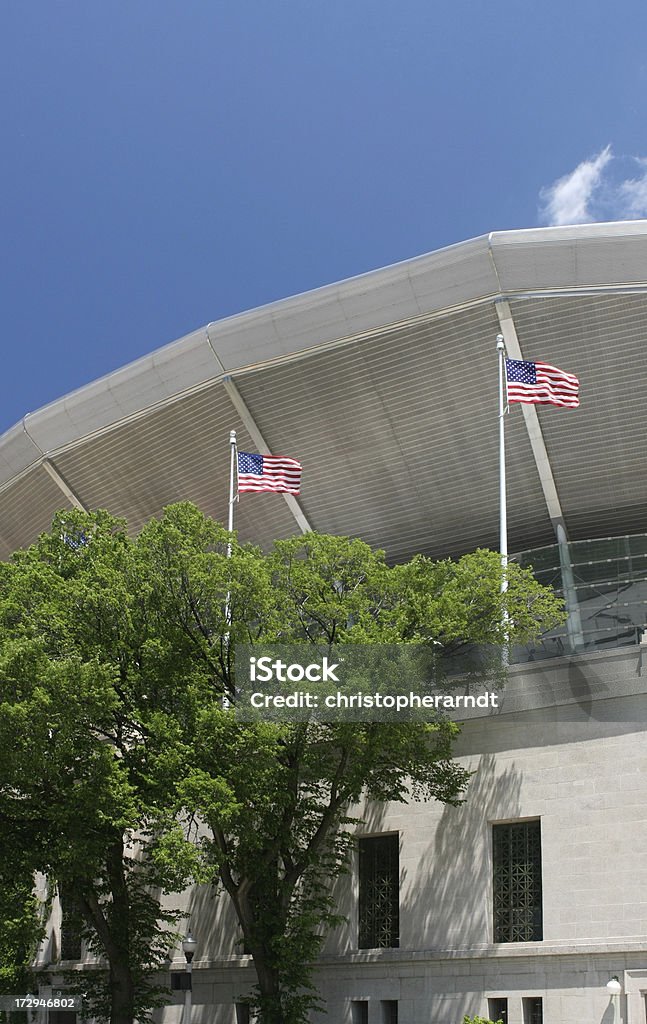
496, 334, 505, 351
229, 429, 237, 445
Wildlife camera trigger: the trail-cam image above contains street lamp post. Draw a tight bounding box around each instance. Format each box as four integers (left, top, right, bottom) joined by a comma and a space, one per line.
607, 975, 622, 1020
181, 932, 197, 1024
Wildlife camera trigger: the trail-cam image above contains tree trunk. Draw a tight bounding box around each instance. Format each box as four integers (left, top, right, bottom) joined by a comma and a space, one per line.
224, 881, 289, 1024
251, 952, 285, 1024
108, 952, 136, 1024
76, 839, 138, 1024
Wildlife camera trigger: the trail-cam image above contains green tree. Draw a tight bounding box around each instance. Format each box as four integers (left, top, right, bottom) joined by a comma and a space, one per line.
463, 1017, 504, 1024
135, 506, 563, 1024
0, 511, 189, 1024
0, 504, 563, 1024
0, 863, 47, 1000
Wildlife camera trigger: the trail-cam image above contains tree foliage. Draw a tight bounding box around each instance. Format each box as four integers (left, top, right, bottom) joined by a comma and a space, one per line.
463, 1017, 504, 1024
0, 511, 184, 1024
0, 503, 564, 1024
133, 505, 564, 1023
0, 870, 47, 998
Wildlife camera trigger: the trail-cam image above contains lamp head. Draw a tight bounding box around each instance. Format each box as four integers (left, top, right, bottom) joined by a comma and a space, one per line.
607, 976, 622, 996
182, 932, 197, 963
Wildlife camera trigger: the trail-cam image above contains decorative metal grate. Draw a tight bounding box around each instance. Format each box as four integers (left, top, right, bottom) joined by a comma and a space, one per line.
358, 834, 399, 949
493, 821, 542, 942
59, 885, 83, 962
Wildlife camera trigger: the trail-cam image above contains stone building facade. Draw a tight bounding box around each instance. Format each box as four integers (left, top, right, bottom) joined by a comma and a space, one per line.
153, 647, 646, 1024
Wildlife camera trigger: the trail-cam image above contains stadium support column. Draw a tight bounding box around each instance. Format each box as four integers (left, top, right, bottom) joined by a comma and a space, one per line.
41, 458, 88, 511
495, 300, 584, 652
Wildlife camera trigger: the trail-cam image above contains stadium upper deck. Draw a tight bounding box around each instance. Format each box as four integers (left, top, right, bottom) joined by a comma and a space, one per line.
2, 220, 647, 567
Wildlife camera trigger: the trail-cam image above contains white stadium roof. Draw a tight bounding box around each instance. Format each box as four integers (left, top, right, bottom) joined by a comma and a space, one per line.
2, 220, 647, 562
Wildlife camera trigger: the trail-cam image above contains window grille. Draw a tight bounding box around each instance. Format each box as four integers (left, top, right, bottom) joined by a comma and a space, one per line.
493, 821, 542, 942
358, 834, 399, 949
59, 885, 82, 961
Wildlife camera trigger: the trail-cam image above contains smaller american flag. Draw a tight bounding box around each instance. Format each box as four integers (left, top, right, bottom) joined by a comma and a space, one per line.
505, 358, 579, 408
237, 451, 302, 495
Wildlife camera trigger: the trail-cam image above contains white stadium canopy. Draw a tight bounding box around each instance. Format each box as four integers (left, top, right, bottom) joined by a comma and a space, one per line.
2, 220, 647, 562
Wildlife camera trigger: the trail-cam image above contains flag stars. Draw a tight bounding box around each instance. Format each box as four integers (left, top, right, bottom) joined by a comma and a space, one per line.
506, 359, 537, 384
238, 453, 264, 475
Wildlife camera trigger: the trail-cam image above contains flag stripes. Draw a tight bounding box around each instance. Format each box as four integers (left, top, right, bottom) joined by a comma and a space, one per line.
505, 358, 579, 408
237, 451, 302, 495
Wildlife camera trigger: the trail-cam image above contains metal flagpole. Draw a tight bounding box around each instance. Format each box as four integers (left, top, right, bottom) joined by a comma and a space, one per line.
227, 429, 237, 556
496, 335, 509, 663
223, 430, 237, 706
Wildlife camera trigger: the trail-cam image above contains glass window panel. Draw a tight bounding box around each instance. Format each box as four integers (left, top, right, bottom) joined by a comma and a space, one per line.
571, 561, 620, 583
511, 534, 647, 662
628, 535, 647, 556
517, 548, 561, 573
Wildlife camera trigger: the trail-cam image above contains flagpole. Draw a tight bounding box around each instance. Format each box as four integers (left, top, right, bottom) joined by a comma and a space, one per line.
497, 335, 509, 661
225, 429, 237, 631
223, 430, 237, 707
227, 429, 237, 556
497, 336, 507, 574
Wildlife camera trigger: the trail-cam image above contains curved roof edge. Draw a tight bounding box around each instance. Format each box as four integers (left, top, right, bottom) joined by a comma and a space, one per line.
3, 220, 647, 491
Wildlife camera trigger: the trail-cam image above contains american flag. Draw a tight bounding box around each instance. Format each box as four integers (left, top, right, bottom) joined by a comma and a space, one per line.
505, 358, 579, 408
237, 451, 302, 494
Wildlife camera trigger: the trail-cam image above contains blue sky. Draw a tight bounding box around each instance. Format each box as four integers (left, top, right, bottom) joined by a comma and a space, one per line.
2, 1, 647, 433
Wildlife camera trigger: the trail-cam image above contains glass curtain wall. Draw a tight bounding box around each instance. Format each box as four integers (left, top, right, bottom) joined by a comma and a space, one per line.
512, 534, 647, 662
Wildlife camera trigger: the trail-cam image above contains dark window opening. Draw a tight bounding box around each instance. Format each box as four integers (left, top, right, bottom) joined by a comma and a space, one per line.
49, 1013, 77, 1024
523, 996, 543, 1024
493, 821, 542, 942
488, 997, 508, 1023
351, 1001, 368, 1024
170, 972, 191, 991
381, 1000, 398, 1024
235, 1003, 250, 1024
358, 834, 399, 949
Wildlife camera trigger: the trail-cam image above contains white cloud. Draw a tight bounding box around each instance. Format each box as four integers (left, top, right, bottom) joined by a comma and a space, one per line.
539, 146, 613, 226
617, 159, 647, 218
539, 147, 647, 226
